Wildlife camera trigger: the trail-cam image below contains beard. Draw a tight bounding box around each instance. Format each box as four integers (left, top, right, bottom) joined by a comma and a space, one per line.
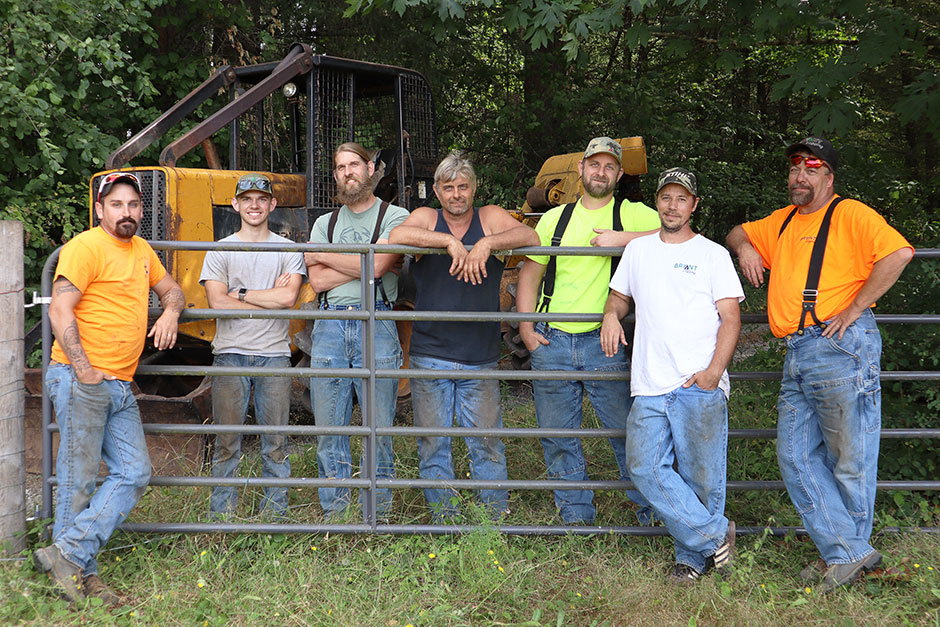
583, 175, 616, 199
659, 213, 690, 234
443, 199, 471, 216
114, 218, 138, 238
335, 174, 374, 206
789, 185, 814, 206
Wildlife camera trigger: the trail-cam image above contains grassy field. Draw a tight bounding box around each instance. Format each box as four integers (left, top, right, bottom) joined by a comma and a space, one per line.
3, 522, 939, 625
3, 338, 939, 625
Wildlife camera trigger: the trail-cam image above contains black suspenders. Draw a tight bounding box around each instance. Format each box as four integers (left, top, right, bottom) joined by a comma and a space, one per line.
777, 196, 844, 335
538, 200, 625, 313
319, 200, 391, 308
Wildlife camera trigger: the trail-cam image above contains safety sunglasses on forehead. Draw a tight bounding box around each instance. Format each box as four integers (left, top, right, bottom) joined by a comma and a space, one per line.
789, 154, 826, 169
236, 176, 272, 192
97, 172, 142, 202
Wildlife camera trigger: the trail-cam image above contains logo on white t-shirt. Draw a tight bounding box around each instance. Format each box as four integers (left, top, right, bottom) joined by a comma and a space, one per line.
673, 262, 698, 274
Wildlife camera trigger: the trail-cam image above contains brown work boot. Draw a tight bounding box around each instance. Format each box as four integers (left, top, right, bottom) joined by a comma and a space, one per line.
82, 574, 121, 605
819, 550, 883, 593
798, 558, 828, 583
33, 545, 84, 603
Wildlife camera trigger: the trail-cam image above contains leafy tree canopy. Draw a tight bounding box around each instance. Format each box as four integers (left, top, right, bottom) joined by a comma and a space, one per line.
347, 0, 940, 141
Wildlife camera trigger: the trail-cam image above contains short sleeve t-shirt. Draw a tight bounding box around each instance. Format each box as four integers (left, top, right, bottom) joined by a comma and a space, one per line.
527, 198, 660, 333
50, 227, 167, 381
610, 233, 744, 398
199, 232, 306, 356
741, 196, 913, 337
309, 198, 409, 306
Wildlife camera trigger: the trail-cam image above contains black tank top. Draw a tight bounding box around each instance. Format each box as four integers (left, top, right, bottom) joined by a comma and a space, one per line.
409, 207, 505, 365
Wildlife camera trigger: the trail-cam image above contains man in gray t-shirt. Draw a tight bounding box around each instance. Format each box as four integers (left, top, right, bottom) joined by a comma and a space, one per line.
199, 173, 306, 518
305, 142, 407, 520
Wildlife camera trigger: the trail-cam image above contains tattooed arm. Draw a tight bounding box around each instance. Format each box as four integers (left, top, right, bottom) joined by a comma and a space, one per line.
149, 274, 184, 350
48, 277, 110, 384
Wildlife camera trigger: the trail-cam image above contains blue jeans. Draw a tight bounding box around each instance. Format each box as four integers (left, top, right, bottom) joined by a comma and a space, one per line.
410, 355, 508, 519
310, 304, 401, 517
45, 363, 151, 576
210, 353, 292, 517
530, 322, 650, 524
626, 385, 730, 573
777, 309, 882, 565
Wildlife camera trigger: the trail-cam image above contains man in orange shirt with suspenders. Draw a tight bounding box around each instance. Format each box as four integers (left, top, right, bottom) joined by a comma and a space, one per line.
727, 137, 913, 592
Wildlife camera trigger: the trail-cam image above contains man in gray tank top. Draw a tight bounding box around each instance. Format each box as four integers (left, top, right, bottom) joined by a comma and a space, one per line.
390, 151, 538, 520
199, 173, 306, 519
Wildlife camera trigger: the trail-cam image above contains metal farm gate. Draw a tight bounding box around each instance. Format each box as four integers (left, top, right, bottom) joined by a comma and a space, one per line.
39, 242, 940, 537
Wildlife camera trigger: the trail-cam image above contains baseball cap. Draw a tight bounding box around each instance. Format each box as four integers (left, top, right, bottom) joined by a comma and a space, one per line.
785, 136, 839, 170
583, 137, 623, 166
97, 172, 142, 203
656, 167, 698, 196
235, 173, 273, 196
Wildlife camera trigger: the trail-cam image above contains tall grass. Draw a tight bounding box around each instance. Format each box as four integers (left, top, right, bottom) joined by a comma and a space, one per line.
3, 343, 938, 625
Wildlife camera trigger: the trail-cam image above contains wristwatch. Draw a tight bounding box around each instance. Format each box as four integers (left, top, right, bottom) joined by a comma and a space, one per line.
237, 288, 247, 302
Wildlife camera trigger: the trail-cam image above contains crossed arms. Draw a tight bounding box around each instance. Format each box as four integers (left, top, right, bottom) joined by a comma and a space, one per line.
304, 245, 402, 294
203, 272, 303, 311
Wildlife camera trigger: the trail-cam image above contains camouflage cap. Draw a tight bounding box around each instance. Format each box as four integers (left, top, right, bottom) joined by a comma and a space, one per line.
583, 137, 623, 166
656, 167, 698, 196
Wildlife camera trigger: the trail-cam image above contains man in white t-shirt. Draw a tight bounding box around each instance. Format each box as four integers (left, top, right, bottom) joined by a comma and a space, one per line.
600, 167, 744, 585
199, 173, 306, 518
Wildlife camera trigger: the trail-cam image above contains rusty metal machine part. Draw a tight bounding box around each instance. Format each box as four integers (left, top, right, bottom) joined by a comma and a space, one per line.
87, 44, 440, 409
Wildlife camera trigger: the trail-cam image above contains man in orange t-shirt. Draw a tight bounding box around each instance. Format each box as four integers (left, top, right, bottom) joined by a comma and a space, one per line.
727, 137, 913, 592
34, 173, 184, 604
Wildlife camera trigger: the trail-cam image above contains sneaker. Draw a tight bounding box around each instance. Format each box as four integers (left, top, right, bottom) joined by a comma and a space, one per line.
798, 558, 828, 583
819, 550, 883, 593
668, 563, 703, 586
711, 520, 736, 574
33, 545, 84, 603
82, 574, 121, 606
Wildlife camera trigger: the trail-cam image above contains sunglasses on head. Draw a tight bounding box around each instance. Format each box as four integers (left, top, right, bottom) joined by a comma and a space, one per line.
789, 154, 826, 169
236, 176, 272, 192
97, 172, 142, 202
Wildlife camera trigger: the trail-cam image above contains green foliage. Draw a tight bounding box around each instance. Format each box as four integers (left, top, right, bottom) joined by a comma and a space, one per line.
3, 525, 939, 624
0, 184, 87, 286
0, 0, 164, 301
0, 0, 162, 196
345, 0, 940, 160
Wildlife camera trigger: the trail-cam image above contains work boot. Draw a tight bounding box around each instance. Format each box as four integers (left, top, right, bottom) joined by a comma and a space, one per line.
819, 550, 883, 593
33, 545, 84, 603
667, 563, 702, 586
798, 558, 828, 583
82, 574, 121, 606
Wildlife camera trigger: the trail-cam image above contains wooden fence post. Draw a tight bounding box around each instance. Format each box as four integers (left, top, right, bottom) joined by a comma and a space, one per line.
0, 220, 26, 556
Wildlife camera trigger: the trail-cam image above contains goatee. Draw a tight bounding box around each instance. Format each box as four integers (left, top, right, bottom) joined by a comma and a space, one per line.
115, 219, 138, 238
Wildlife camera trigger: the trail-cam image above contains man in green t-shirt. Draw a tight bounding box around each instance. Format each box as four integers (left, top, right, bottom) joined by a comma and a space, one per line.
517, 136, 660, 524
305, 142, 408, 521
